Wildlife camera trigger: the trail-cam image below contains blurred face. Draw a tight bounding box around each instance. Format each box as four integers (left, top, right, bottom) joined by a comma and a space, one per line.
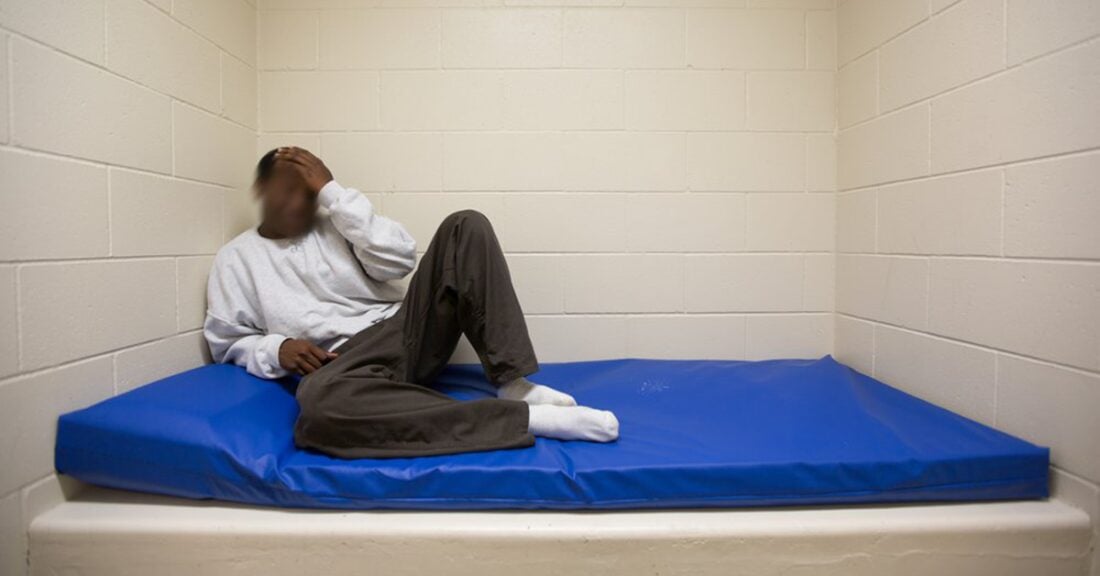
256, 161, 316, 238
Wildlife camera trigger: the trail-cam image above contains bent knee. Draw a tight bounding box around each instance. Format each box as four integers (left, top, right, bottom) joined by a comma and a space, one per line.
442, 208, 492, 231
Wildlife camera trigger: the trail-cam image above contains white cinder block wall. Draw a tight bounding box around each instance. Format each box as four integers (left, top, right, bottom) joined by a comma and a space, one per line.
833, 0, 1100, 565
0, 1, 259, 574
255, 0, 839, 364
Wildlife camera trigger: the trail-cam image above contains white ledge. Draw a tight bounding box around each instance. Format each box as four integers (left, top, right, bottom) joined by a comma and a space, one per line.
29, 485, 1093, 576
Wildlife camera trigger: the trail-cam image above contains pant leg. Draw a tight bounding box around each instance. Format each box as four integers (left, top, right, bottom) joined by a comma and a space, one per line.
291, 209, 539, 459
400, 208, 540, 387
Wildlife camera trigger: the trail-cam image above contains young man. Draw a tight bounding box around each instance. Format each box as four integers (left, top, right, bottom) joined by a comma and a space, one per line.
204, 147, 619, 458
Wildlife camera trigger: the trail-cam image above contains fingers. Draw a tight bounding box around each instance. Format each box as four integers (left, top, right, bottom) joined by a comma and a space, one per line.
298, 353, 323, 373
306, 343, 333, 365
275, 146, 318, 168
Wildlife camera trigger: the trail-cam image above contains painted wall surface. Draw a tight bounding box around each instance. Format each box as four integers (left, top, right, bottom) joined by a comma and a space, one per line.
255, 0, 839, 365
833, 0, 1100, 567
0, 0, 259, 573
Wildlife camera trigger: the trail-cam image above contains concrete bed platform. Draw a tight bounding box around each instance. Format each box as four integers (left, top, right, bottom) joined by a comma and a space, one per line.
28, 484, 1094, 575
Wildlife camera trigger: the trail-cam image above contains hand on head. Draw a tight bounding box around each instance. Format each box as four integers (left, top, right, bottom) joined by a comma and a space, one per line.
273, 147, 334, 195
253, 147, 335, 239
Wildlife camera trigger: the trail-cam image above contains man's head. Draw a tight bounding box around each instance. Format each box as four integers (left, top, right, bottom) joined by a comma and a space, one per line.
253, 148, 317, 238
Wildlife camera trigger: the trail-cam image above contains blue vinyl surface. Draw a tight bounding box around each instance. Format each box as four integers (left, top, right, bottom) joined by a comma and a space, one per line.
55, 356, 1049, 510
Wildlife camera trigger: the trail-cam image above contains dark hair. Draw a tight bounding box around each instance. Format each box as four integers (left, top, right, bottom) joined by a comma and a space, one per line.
254, 148, 278, 186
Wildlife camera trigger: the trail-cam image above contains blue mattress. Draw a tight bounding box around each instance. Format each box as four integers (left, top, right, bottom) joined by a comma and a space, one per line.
55, 356, 1049, 510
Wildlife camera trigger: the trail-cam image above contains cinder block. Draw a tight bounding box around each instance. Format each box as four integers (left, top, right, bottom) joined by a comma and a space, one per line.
502, 194, 627, 253
562, 255, 684, 313
998, 355, 1100, 483
110, 169, 224, 257
803, 254, 835, 312
382, 70, 622, 130
0, 150, 109, 261
222, 53, 258, 129
260, 71, 380, 131
834, 314, 874, 375
1007, 0, 1100, 65
838, 104, 929, 190
11, 39, 171, 173
562, 132, 686, 191
626, 315, 747, 360
879, 0, 1004, 112
625, 193, 746, 252
504, 255, 563, 315
838, 51, 877, 128
746, 193, 835, 251
525, 315, 628, 361
874, 325, 996, 425
688, 133, 805, 192
106, 0, 221, 113
500, 71, 623, 130
260, 11, 318, 70
320, 9, 440, 69
931, 41, 1100, 174
0, 267, 15, 379
257, 134, 321, 156
0, 34, 8, 143
322, 133, 442, 191
687, 9, 805, 69
745, 313, 832, 360
837, 0, 927, 66
0, 0, 105, 64
0, 357, 113, 494
19, 260, 177, 371
564, 8, 685, 68
749, 0, 834, 7
927, 258, 1100, 372
173, 0, 257, 66
114, 332, 210, 394
223, 187, 259, 242
173, 103, 255, 188
632, 69, 753, 133
442, 9, 561, 68
381, 192, 506, 247
380, 71, 492, 130
806, 134, 837, 192
747, 71, 835, 131
177, 256, 214, 331
1005, 152, 1100, 259
685, 255, 805, 312
806, 9, 836, 70
876, 169, 1002, 256
443, 133, 563, 191
835, 254, 928, 330
835, 189, 875, 253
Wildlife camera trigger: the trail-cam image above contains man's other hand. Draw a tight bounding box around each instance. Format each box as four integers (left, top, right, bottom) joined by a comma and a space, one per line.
274, 147, 334, 195
279, 338, 338, 375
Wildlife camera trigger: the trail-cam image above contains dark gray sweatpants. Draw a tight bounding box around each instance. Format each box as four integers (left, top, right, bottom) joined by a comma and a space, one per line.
292, 209, 539, 459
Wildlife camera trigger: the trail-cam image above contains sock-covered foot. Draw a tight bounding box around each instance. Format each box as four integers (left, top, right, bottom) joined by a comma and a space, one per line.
527, 404, 619, 442
497, 376, 577, 406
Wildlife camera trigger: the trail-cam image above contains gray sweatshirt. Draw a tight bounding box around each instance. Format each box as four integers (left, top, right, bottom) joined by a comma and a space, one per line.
203, 180, 418, 379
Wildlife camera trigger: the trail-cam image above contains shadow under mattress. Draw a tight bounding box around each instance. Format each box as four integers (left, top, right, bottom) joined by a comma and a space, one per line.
55, 356, 1049, 510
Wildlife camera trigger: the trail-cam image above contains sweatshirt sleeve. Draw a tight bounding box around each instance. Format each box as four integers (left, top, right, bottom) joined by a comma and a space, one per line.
317, 180, 418, 281
203, 252, 290, 380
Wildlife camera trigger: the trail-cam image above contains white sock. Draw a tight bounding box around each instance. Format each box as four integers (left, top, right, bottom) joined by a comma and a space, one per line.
497, 376, 577, 407
526, 404, 619, 442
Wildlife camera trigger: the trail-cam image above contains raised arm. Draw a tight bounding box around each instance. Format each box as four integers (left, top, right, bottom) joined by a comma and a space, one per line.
275, 147, 417, 281
318, 180, 417, 281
